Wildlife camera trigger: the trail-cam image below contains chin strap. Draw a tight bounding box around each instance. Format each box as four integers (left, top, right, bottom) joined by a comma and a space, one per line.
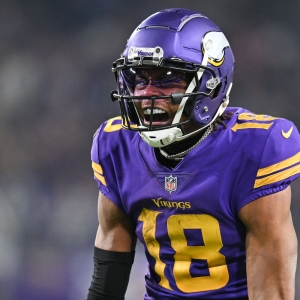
174, 82, 232, 142
139, 127, 183, 148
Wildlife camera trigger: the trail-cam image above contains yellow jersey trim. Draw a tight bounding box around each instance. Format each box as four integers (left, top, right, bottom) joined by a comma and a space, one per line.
254, 164, 300, 188
92, 162, 104, 175
257, 151, 300, 177
92, 162, 107, 186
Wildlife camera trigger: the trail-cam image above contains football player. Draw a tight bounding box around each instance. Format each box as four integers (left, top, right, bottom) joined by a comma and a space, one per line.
87, 8, 299, 300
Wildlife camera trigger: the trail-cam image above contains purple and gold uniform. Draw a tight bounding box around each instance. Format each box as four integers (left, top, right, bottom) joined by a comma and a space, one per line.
91, 107, 300, 299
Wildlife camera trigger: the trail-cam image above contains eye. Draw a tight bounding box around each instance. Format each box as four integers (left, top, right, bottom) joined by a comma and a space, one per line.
159, 72, 186, 87
135, 77, 148, 89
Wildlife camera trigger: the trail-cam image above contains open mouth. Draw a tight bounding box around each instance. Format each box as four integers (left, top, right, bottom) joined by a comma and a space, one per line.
142, 107, 170, 125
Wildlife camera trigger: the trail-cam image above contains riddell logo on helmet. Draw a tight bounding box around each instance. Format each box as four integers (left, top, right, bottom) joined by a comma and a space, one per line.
138, 50, 153, 56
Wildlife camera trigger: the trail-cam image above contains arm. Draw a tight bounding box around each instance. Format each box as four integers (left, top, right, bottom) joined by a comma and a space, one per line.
239, 187, 297, 300
95, 191, 136, 252
86, 192, 136, 300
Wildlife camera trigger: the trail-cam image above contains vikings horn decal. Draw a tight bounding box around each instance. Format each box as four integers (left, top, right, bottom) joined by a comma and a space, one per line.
202, 31, 230, 67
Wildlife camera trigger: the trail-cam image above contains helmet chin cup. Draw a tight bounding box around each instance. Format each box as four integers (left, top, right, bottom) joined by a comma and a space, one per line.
139, 127, 183, 148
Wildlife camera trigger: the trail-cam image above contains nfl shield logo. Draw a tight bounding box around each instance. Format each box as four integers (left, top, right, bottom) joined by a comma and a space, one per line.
165, 175, 177, 193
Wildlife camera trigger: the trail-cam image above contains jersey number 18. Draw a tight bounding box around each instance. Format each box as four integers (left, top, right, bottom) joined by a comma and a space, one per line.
139, 208, 229, 293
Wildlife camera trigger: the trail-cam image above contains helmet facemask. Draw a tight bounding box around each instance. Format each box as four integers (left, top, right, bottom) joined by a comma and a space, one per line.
112, 57, 221, 147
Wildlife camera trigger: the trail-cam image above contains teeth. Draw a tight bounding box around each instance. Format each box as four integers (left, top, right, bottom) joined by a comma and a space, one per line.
143, 108, 166, 115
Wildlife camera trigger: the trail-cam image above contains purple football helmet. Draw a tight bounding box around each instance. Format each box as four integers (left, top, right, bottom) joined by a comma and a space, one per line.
111, 8, 234, 147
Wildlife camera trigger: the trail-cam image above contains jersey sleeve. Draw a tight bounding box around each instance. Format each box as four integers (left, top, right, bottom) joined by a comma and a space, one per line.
90, 120, 125, 212
235, 118, 300, 211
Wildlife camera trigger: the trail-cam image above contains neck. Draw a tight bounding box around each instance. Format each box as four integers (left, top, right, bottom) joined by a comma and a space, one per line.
162, 130, 205, 155
154, 126, 210, 169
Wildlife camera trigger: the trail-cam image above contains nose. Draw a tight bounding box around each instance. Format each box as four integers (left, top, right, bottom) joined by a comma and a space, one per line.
143, 85, 166, 108
139, 81, 162, 96
133, 78, 165, 109
134, 81, 162, 107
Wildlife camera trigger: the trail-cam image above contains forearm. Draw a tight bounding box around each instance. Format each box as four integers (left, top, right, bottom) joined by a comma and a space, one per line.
86, 247, 135, 300
246, 233, 297, 299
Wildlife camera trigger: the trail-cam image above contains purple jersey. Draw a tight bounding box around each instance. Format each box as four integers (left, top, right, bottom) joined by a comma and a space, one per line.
91, 107, 300, 299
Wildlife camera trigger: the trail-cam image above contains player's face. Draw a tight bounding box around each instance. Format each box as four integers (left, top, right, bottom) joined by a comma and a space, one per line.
132, 68, 199, 133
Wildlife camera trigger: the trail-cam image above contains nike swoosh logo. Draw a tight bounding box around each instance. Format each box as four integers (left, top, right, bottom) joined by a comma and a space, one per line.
281, 126, 293, 138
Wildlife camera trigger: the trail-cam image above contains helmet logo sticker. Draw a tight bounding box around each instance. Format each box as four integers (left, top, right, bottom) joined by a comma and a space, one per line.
202, 31, 230, 67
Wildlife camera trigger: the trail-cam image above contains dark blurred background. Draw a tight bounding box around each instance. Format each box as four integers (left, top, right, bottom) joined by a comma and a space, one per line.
0, 0, 299, 299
